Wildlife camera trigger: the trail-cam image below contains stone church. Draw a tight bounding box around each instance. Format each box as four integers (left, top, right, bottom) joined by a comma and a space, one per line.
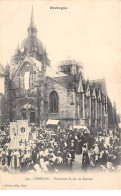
1, 7, 109, 130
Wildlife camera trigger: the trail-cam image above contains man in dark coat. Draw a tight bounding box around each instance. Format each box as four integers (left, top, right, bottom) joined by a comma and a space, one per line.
82, 151, 90, 171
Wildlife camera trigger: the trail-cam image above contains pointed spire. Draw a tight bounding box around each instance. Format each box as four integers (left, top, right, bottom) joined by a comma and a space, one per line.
113, 101, 116, 108
30, 5, 34, 27
0, 63, 5, 76
27, 5, 38, 35
5, 62, 10, 75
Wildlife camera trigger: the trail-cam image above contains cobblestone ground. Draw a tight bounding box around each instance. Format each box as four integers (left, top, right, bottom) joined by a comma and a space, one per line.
72, 154, 83, 172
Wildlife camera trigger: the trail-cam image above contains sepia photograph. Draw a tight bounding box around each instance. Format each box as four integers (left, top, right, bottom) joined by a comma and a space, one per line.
0, 0, 121, 190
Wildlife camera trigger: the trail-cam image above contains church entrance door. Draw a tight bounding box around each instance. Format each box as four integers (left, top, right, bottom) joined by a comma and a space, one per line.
22, 111, 26, 120
30, 112, 35, 123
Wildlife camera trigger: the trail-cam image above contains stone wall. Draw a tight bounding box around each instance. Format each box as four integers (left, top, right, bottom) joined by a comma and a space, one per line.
46, 77, 76, 122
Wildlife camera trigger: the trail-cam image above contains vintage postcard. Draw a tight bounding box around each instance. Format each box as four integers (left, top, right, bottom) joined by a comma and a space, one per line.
0, 0, 121, 190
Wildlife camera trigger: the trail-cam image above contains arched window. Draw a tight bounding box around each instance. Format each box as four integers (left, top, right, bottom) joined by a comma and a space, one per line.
24, 71, 30, 90
49, 91, 58, 113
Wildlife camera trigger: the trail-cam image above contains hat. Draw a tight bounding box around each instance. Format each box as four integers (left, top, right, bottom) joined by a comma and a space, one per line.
67, 154, 71, 158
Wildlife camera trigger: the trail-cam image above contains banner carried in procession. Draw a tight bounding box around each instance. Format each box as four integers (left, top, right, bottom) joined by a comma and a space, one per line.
10, 120, 31, 144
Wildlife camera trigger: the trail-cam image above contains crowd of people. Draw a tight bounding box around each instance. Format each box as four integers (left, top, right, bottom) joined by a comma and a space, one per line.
0, 122, 121, 173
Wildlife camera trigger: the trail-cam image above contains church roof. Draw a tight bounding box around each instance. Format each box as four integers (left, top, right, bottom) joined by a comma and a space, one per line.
89, 79, 107, 96
20, 6, 43, 55
28, 5, 37, 30
52, 74, 79, 90
46, 66, 67, 78
30, 56, 67, 78
21, 36, 44, 55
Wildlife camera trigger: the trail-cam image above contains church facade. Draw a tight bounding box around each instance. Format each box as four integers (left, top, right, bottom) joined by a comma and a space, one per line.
1, 8, 109, 130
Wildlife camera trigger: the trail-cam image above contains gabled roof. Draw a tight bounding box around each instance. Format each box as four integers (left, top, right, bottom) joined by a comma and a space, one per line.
11, 55, 67, 85
85, 81, 90, 96
92, 87, 96, 98
53, 73, 84, 91
11, 55, 41, 80
98, 88, 102, 100
22, 56, 67, 78
89, 79, 107, 96
77, 75, 84, 93
82, 79, 86, 93
52, 75, 75, 89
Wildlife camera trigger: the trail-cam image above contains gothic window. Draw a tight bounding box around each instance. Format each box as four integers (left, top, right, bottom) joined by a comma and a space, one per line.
33, 72, 36, 83
24, 71, 30, 90
19, 75, 24, 93
29, 71, 34, 89
29, 72, 32, 89
49, 91, 58, 113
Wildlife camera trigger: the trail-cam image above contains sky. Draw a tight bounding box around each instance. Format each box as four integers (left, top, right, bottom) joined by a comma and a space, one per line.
0, 0, 121, 113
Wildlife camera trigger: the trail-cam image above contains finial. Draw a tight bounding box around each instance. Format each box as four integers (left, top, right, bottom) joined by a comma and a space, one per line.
113, 101, 116, 108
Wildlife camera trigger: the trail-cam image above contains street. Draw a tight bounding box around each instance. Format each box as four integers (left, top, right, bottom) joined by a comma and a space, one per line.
72, 154, 83, 172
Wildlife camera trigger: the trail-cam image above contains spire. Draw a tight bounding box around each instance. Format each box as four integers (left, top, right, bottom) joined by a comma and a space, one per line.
27, 5, 38, 36
0, 64, 5, 76
113, 101, 116, 109
30, 5, 34, 27
5, 62, 10, 75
